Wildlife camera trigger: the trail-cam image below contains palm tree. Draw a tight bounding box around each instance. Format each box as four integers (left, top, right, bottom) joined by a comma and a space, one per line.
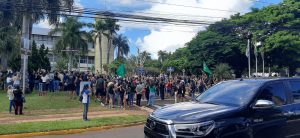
90, 19, 108, 74
113, 34, 130, 59
104, 18, 120, 64
0, 26, 18, 70
214, 63, 233, 81
50, 17, 90, 70
157, 50, 168, 62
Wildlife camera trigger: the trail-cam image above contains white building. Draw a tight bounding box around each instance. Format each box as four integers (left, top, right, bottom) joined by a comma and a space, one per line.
31, 27, 114, 72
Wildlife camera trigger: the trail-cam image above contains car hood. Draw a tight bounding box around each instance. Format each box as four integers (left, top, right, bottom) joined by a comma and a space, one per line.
152, 102, 239, 124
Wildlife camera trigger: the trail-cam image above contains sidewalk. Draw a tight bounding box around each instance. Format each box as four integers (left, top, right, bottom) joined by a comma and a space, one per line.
0, 109, 148, 125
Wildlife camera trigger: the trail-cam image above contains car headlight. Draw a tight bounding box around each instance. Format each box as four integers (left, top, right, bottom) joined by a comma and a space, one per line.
174, 121, 215, 137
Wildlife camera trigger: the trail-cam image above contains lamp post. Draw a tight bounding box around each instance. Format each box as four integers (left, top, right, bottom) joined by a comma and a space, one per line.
246, 32, 253, 78
255, 41, 262, 77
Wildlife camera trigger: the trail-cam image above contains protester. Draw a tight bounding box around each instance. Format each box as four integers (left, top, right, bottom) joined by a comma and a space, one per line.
107, 81, 115, 108
12, 73, 21, 88
136, 81, 143, 107
13, 86, 23, 115
96, 75, 106, 105
148, 82, 156, 106
159, 79, 165, 100
82, 84, 91, 121
7, 85, 15, 114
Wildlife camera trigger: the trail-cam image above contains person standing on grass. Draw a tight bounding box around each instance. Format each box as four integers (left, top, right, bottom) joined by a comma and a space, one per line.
135, 81, 143, 107
96, 75, 106, 105
41, 73, 49, 96
67, 72, 76, 99
7, 85, 15, 114
148, 82, 157, 107
13, 86, 23, 115
107, 81, 115, 108
159, 79, 165, 100
82, 84, 91, 121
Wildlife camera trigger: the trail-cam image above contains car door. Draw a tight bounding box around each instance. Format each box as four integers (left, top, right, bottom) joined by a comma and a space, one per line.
283, 80, 300, 138
252, 81, 290, 138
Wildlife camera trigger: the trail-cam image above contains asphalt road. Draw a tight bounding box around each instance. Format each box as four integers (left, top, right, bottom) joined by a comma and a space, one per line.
33, 125, 145, 138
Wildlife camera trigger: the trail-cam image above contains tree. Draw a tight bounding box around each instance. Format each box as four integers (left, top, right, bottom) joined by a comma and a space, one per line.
50, 17, 90, 71
163, 0, 300, 76
158, 50, 169, 62
104, 18, 120, 64
214, 63, 233, 80
0, 26, 18, 70
113, 34, 130, 58
90, 19, 108, 74
28, 41, 51, 72
55, 57, 68, 71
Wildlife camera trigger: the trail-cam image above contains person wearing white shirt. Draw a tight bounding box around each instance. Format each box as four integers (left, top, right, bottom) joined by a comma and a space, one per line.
81, 84, 91, 121
7, 85, 15, 114
41, 73, 49, 96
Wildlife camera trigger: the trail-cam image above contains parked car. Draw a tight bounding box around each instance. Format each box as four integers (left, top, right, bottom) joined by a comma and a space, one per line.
144, 78, 300, 138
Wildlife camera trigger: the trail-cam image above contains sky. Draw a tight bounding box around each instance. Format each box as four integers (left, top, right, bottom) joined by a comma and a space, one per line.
35, 0, 283, 59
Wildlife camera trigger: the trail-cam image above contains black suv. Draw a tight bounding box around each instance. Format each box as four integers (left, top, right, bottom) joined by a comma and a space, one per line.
144, 78, 300, 138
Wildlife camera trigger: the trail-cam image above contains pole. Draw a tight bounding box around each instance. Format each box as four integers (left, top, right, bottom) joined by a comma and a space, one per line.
262, 56, 265, 77
21, 14, 30, 94
248, 39, 251, 78
255, 55, 258, 76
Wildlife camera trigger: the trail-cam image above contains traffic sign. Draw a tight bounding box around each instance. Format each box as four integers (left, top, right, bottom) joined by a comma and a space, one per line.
167, 67, 174, 72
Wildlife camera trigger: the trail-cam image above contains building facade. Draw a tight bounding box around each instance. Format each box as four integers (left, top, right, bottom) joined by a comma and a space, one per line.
31, 27, 114, 73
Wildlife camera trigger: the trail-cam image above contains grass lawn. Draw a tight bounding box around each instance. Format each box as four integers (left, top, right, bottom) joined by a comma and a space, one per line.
0, 115, 147, 135
0, 91, 104, 113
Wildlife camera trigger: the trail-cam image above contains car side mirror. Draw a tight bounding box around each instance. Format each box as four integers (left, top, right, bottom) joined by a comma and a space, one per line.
253, 100, 275, 110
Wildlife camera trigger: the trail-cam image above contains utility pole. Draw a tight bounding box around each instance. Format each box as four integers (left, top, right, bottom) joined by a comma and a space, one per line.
21, 14, 31, 94
246, 32, 252, 78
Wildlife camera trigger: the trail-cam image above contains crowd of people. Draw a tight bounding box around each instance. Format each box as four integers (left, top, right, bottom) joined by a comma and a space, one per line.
1, 70, 220, 120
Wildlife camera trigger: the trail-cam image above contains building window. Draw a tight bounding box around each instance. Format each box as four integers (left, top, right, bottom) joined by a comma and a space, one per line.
80, 56, 87, 64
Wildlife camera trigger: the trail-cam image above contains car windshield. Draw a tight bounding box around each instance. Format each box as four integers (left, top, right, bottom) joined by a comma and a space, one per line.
196, 81, 261, 107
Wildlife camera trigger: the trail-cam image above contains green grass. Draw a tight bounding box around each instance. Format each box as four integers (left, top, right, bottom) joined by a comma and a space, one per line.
0, 91, 102, 113
0, 115, 147, 135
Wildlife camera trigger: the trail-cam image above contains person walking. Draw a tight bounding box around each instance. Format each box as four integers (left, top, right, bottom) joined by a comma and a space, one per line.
82, 84, 91, 121
135, 81, 143, 107
148, 82, 157, 107
13, 86, 23, 115
189, 79, 196, 101
7, 85, 15, 114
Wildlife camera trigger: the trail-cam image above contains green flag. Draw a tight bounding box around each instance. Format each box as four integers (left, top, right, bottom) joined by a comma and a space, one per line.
116, 64, 126, 78
203, 62, 212, 75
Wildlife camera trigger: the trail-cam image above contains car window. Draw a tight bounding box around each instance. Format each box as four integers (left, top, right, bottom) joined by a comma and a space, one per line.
289, 81, 300, 103
258, 82, 287, 106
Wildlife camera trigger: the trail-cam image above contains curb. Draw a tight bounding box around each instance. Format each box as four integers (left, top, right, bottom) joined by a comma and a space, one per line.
0, 121, 146, 138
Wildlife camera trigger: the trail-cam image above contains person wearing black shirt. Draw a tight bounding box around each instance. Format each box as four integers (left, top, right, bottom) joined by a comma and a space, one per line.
13, 86, 23, 115
159, 80, 165, 100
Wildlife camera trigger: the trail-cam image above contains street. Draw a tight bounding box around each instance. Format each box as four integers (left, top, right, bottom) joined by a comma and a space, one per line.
33, 125, 144, 138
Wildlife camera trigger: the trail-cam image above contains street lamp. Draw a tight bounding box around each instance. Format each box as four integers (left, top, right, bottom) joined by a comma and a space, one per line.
255, 41, 262, 77
246, 32, 253, 78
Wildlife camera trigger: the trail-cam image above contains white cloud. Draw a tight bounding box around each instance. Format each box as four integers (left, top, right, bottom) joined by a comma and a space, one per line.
136, 0, 254, 58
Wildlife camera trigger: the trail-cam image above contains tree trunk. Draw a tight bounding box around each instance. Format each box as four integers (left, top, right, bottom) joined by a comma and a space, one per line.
99, 36, 103, 74
21, 14, 31, 94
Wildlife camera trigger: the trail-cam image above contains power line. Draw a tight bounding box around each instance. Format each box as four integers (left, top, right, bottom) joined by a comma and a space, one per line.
0, 2, 215, 26
133, 0, 239, 13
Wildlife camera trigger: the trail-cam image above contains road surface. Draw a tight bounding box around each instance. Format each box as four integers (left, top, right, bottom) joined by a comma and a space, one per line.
33, 125, 144, 138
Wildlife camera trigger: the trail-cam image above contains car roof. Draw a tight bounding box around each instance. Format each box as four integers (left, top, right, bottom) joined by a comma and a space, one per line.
228, 77, 300, 84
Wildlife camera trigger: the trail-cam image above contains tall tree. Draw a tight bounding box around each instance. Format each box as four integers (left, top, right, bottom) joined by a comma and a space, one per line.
50, 17, 90, 70
90, 19, 108, 73
157, 50, 169, 62
113, 34, 130, 58
0, 26, 18, 70
104, 18, 119, 64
